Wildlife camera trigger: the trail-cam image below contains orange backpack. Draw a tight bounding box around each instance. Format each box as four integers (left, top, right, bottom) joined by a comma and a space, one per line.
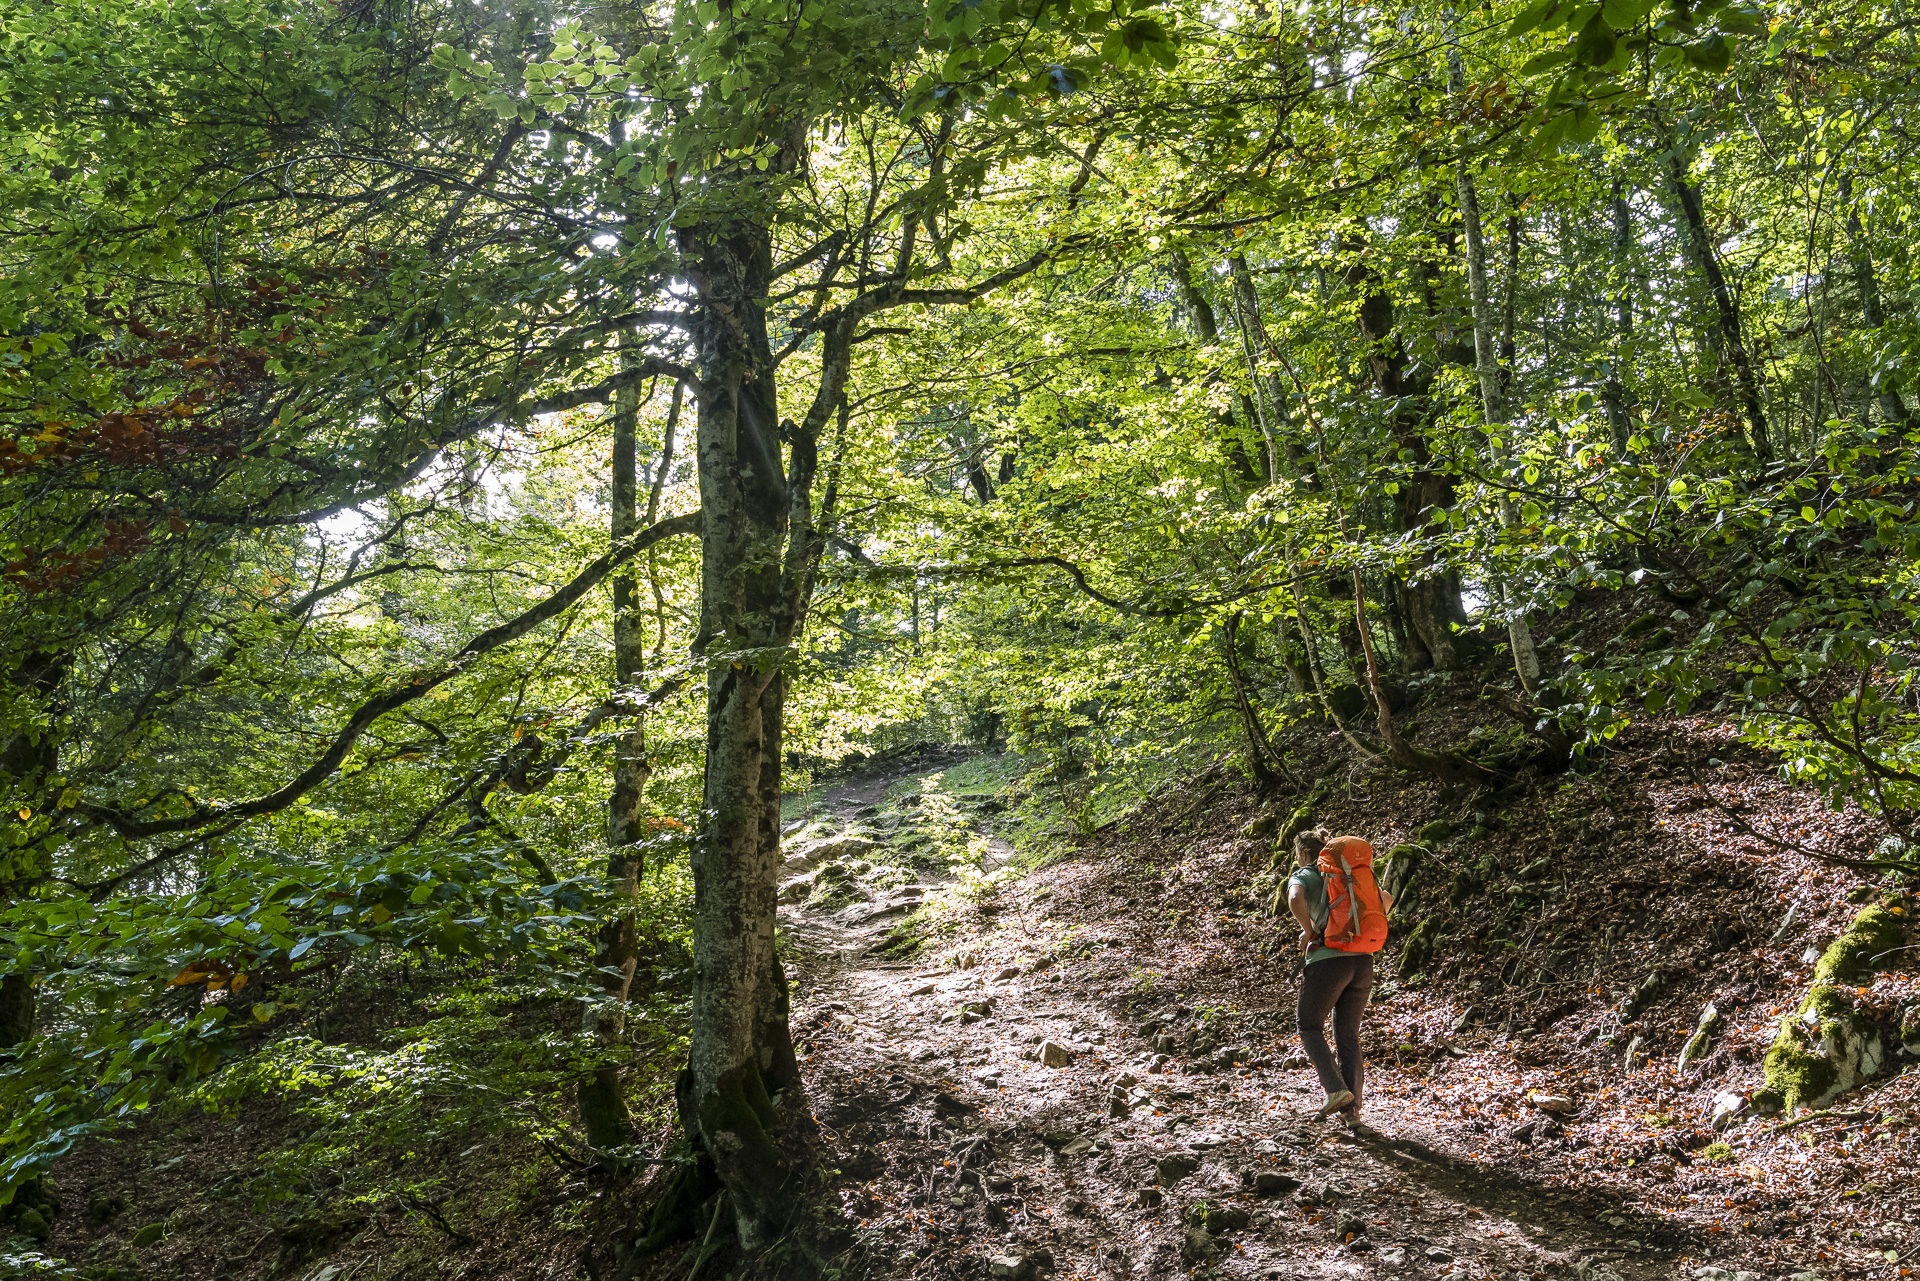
1317, 837, 1389, 954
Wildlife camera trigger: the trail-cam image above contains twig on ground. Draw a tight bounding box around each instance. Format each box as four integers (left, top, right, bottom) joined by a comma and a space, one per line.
393, 1192, 468, 1242
951, 1134, 988, 1187
686, 1192, 728, 1281
1769, 1106, 1872, 1135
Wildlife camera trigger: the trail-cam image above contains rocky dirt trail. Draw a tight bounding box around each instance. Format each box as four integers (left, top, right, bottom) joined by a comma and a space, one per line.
773, 755, 1839, 1281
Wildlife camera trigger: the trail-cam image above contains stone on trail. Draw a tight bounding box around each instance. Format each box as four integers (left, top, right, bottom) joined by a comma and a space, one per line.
1527, 1090, 1576, 1113
1212, 1044, 1251, 1070
987, 1255, 1035, 1280
1379, 1246, 1409, 1268
1180, 1225, 1221, 1264
1057, 1134, 1095, 1156
1156, 1153, 1201, 1184
1252, 1170, 1301, 1196
905, 980, 937, 996
1204, 1205, 1250, 1233
1623, 1034, 1649, 1069
1040, 1040, 1074, 1067
792, 833, 881, 863
993, 965, 1022, 980
1424, 1246, 1454, 1263
1677, 1001, 1723, 1072
1708, 1091, 1747, 1131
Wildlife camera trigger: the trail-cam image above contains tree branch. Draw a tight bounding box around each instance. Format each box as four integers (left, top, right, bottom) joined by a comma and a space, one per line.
75, 511, 702, 840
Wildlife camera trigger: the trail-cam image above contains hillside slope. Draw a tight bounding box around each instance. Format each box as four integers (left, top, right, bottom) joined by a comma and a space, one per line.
765, 706, 1915, 1281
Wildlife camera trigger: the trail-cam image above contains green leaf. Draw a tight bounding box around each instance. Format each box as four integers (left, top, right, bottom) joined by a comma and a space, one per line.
1520, 47, 1573, 75
1598, 0, 1649, 27
1682, 33, 1733, 71
1508, 0, 1565, 36
1575, 16, 1617, 64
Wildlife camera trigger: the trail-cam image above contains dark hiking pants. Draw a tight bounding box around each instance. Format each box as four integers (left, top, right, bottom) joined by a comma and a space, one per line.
1296, 952, 1373, 1101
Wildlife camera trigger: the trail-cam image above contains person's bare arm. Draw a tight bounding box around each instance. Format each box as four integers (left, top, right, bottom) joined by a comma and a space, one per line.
1287, 880, 1318, 954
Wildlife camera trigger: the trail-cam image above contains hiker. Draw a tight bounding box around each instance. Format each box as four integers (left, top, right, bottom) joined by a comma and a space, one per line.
1286, 827, 1392, 1118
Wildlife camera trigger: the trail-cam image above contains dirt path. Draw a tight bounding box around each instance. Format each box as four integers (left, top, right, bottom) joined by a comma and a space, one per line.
778, 779, 1760, 1281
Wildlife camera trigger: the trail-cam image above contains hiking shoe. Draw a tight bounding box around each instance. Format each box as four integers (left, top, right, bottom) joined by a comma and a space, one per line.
1317, 1089, 1355, 1117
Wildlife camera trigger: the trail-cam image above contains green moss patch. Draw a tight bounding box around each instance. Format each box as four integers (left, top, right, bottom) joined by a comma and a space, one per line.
1811, 905, 1904, 986
1398, 919, 1439, 978
1761, 902, 1910, 1112
1762, 1029, 1836, 1115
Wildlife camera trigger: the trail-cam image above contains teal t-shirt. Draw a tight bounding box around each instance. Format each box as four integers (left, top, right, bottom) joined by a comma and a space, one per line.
1287, 867, 1344, 966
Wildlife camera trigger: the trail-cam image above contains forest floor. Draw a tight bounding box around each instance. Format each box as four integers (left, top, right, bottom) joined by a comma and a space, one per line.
729, 703, 1919, 1281
19, 689, 1920, 1281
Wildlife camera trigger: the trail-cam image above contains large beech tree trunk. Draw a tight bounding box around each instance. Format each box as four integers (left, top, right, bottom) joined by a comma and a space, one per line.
1601, 183, 1637, 450
680, 213, 811, 1247
1168, 246, 1262, 484
1228, 253, 1315, 485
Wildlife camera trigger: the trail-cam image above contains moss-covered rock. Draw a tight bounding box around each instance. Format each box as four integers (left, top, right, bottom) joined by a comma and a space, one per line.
1619, 970, 1665, 1020
1269, 779, 1332, 868
1762, 903, 1910, 1112
1398, 919, 1438, 978
1417, 820, 1452, 846
1380, 844, 1422, 908
1811, 905, 1904, 985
